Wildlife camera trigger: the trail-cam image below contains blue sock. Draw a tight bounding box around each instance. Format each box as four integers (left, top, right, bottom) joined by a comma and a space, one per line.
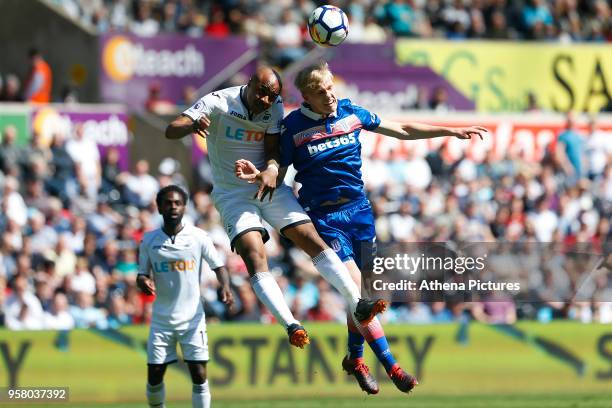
368, 336, 397, 373
347, 329, 365, 359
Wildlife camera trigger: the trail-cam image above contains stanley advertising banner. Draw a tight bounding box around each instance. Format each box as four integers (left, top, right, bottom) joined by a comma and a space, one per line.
0, 323, 611, 403
396, 41, 612, 113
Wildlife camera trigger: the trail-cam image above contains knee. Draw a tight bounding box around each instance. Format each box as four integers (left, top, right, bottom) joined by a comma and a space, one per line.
239, 246, 267, 271
191, 372, 207, 384
245, 246, 266, 262
293, 227, 328, 255
309, 232, 328, 253
189, 363, 207, 384
147, 364, 166, 385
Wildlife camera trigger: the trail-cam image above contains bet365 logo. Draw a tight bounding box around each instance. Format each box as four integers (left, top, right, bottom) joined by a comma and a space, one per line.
307, 134, 356, 155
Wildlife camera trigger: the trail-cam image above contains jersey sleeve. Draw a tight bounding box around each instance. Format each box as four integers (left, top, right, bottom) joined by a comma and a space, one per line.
199, 231, 224, 270
137, 235, 152, 277
352, 104, 381, 131
279, 119, 295, 167
182, 92, 219, 122
266, 97, 285, 134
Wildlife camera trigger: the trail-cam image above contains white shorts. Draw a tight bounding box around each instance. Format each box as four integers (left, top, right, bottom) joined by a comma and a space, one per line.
212, 184, 311, 249
147, 318, 208, 364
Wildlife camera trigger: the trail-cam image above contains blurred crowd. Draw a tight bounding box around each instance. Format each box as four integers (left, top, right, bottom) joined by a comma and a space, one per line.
1, 2, 611, 330
4, 2, 611, 105
44, 0, 611, 67
0, 109, 610, 330
361, 112, 611, 324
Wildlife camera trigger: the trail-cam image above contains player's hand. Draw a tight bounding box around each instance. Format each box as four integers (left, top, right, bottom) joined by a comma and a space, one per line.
254, 166, 279, 202
219, 285, 234, 310
193, 115, 211, 139
453, 126, 489, 140
235, 159, 278, 201
235, 159, 260, 182
136, 274, 156, 296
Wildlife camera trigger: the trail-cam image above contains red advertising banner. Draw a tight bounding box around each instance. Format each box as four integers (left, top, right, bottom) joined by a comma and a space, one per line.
361, 113, 612, 162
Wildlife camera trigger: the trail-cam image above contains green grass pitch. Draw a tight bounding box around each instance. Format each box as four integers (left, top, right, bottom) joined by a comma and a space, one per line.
24, 393, 612, 408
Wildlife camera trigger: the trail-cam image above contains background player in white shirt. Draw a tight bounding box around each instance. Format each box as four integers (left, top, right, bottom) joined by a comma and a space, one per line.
165, 67, 385, 350
137, 185, 233, 408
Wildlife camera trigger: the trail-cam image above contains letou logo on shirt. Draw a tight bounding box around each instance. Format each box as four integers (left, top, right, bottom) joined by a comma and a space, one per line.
102, 35, 205, 82
153, 260, 196, 273
221, 113, 265, 143
225, 126, 264, 142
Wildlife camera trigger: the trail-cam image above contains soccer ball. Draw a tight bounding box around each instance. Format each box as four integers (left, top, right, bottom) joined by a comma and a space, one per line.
308, 5, 349, 47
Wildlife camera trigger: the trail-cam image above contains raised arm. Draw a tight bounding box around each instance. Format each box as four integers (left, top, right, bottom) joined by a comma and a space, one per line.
165, 114, 210, 140
376, 119, 488, 141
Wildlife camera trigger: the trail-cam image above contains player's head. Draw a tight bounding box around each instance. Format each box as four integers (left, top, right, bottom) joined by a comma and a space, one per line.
156, 185, 188, 226
245, 66, 282, 115
294, 61, 337, 117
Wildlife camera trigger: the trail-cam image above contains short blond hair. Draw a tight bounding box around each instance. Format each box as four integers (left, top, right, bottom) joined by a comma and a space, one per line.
294, 61, 333, 93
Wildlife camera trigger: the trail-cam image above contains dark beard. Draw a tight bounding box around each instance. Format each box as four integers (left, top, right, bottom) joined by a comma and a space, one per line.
163, 215, 182, 230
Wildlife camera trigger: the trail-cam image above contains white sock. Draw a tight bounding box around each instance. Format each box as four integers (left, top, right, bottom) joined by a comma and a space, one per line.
146, 382, 165, 408
192, 381, 211, 408
250, 271, 299, 328
312, 249, 361, 312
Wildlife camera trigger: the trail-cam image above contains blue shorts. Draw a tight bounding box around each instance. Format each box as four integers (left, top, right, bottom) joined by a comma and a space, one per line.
307, 198, 376, 267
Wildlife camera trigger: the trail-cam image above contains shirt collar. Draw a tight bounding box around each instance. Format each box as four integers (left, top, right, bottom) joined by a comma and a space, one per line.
300, 103, 337, 121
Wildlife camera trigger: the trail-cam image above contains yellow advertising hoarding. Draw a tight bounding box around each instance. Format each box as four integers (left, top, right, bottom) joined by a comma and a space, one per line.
1, 323, 611, 403
396, 41, 611, 113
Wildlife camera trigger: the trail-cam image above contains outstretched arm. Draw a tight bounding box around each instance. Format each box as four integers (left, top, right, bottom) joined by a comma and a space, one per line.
165, 114, 210, 140
376, 119, 488, 141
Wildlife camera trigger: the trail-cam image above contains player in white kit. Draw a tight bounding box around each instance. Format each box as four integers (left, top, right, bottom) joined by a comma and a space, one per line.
137, 185, 233, 408
165, 67, 385, 349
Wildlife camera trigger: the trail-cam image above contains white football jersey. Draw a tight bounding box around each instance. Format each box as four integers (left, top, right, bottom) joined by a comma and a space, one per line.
183, 86, 284, 189
138, 224, 224, 329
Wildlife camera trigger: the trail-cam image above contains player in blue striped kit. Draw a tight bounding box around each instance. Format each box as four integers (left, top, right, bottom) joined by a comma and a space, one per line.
236, 61, 487, 394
